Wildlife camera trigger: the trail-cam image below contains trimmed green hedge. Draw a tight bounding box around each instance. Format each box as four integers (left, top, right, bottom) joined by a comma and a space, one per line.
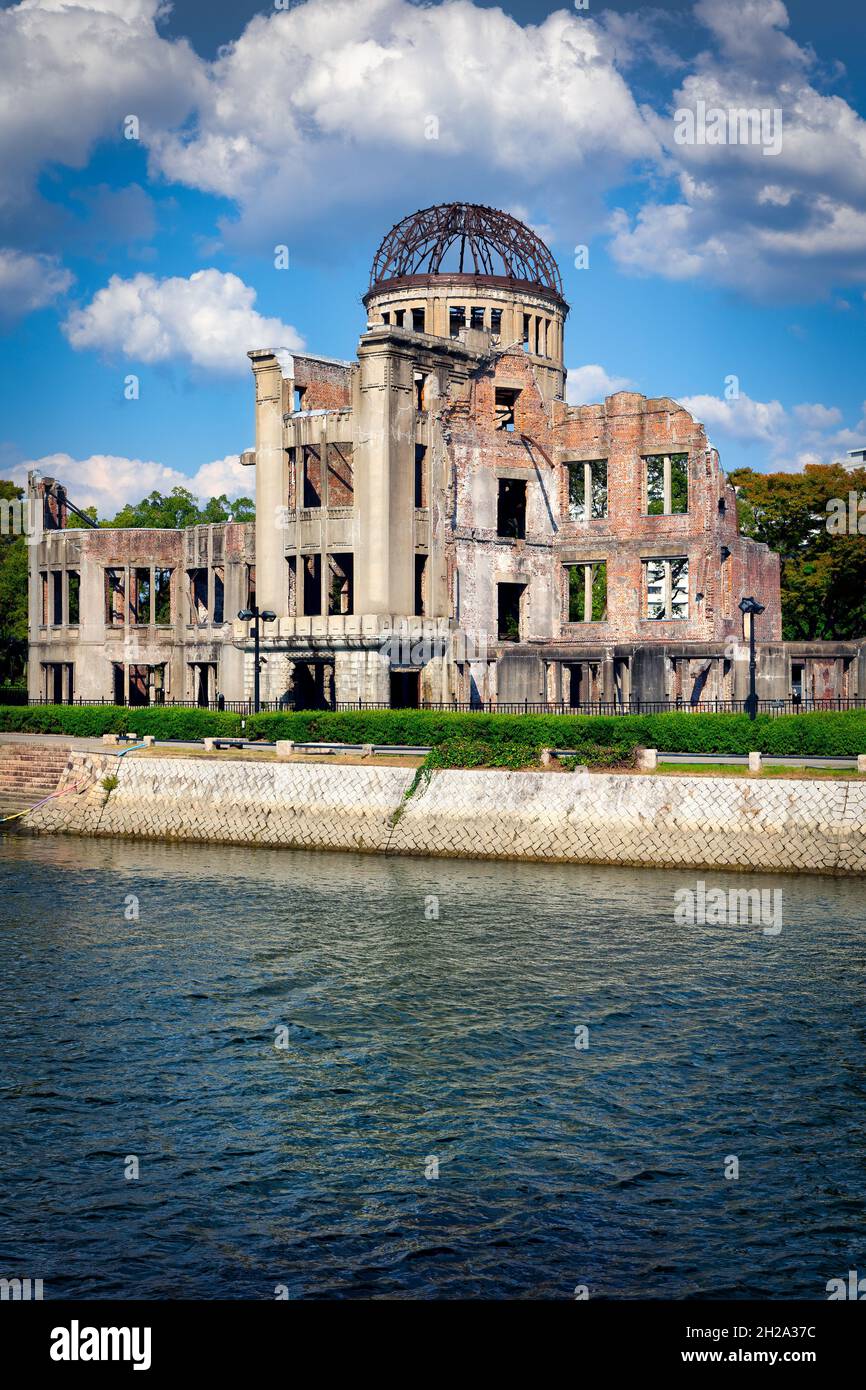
0, 705, 242, 739
245, 708, 866, 756
0, 705, 864, 756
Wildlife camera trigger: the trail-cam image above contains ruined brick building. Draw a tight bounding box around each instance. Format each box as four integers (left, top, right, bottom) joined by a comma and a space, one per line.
27, 202, 866, 708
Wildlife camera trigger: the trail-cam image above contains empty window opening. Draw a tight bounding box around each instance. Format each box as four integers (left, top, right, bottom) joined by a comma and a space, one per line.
133, 568, 151, 625
470, 306, 485, 330
791, 661, 805, 703
497, 582, 525, 642
414, 554, 428, 616
105, 568, 125, 625
303, 553, 322, 615
720, 549, 732, 617
449, 306, 466, 338
497, 478, 526, 539
567, 459, 607, 520
293, 385, 306, 413
67, 571, 80, 626
44, 662, 72, 704
328, 553, 354, 615
51, 570, 63, 625
414, 372, 427, 411
390, 669, 419, 709
381, 311, 391, 325
690, 665, 711, 706
645, 453, 688, 515
328, 445, 354, 506
187, 568, 209, 624
287, 447, 297, 510
189, 662, 215, 708
567, 562, 607, 622
303, 446, 322, 507
412, 307, 426, 333
415, 444, 427, 508
287, 556, 297, 616
246, 564, 256, 611
154, 568, 172, 625
213, 566, 225, 624
644, 557, 689, 619
292, 660, 335, 711
39, 571, 48, 624
394, 309, 405, 327
614, 657, 630, 707
490, 308, 502, 337
522, 314, 531, 352
495, 388, 520, 432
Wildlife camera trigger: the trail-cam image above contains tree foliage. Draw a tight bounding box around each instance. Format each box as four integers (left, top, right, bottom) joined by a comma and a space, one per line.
730, 462, 866, 640
0, 481, 28, 684
103, 486, 254, 529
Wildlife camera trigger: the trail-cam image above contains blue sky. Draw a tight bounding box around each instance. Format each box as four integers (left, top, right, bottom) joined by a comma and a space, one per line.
1, 0, 864, 516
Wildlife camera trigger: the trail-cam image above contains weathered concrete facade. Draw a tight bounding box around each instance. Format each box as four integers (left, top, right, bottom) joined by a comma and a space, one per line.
26, 202, 866, 708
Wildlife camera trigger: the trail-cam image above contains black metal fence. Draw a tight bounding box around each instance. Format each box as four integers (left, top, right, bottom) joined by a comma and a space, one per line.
6, 693, 866, 717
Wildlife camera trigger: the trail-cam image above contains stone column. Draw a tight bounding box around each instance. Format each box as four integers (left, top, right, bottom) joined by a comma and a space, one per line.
249, 350, 288, 617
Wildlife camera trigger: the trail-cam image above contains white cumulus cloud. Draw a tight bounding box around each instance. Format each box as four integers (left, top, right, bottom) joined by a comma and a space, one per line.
680, 390, 866, 471
610, 0, 866, 297
11, 449, 255, 518
566, 363, 635, 405
62, 268, 303, 372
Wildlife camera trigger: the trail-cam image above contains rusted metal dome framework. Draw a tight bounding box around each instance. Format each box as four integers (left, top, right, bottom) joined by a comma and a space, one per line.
368, 202, 564, 300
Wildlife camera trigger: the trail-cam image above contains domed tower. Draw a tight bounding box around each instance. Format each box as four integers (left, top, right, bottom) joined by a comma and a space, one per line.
363, 202, 568, 401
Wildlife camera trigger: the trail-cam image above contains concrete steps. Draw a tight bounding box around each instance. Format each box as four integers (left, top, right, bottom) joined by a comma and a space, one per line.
0, 746, 73, 819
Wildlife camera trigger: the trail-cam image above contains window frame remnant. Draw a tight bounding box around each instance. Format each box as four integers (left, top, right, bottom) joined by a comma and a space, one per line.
644, 453, 689, 515
154, 568, 172, 626
644, 556, 689, 620
105, 568, 126, 626
567, 459, 608, 520
566, 561, 608, 623
67, 570, 80, 626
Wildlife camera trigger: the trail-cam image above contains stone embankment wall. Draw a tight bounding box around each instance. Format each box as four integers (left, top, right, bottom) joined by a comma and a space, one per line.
20, 751, 866, 874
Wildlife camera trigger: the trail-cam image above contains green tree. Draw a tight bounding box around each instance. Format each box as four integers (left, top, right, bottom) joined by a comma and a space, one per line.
0, 481, 29, 684
730, 463, 866, 640
102, 486, 254, 530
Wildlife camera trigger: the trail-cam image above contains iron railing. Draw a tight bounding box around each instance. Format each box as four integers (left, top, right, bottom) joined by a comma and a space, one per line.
7, 694, 866, 717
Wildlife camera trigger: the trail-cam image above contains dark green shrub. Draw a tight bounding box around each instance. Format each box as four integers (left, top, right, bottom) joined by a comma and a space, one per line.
0, 705, 241, 739
1, 705, 864, 756
246, 709, 866, 756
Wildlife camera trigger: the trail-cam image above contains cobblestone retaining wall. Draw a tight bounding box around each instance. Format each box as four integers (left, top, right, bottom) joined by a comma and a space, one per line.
20, 751, 866, 874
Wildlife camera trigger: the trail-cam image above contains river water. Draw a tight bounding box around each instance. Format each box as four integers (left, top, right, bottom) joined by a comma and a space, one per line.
0, 831, 864, 1300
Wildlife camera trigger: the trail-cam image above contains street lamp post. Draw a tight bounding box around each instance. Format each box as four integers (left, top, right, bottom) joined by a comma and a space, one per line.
238, 603, 277, 713
738, 595, 765, 721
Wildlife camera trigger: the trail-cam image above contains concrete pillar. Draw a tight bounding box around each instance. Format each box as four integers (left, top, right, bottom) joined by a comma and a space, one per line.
355, 336, 415, 617
249, 350, 288, 617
